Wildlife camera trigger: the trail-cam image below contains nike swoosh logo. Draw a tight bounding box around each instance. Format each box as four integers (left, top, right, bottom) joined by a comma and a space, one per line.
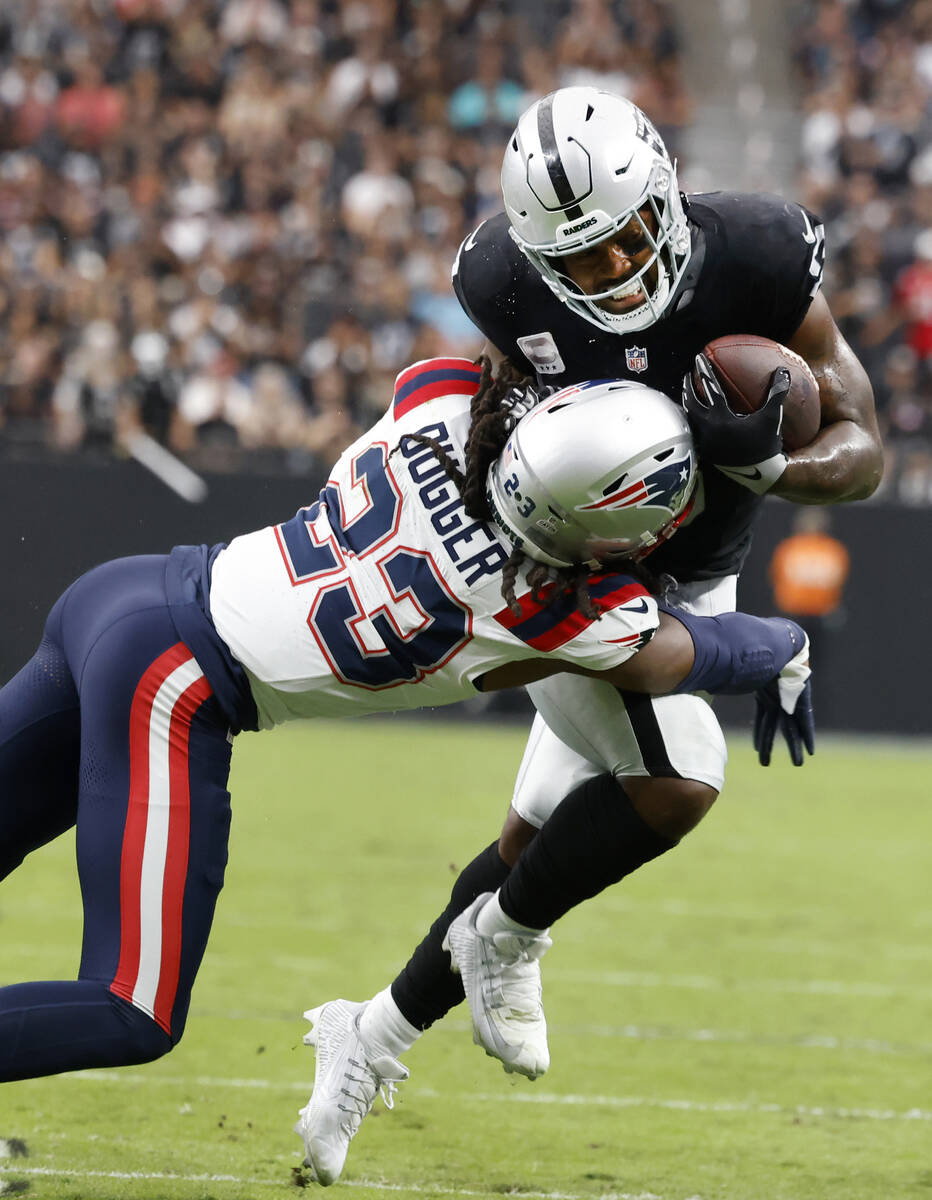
463, 222, 484, 253
722, 466, 762, 480
800, 209, 816, 244
619, 597, 650, 613
451, 222, 485, 280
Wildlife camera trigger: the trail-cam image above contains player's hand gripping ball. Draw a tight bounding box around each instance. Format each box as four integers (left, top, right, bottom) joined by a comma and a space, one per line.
682, 352, 786, 468
685, 334, 821, 456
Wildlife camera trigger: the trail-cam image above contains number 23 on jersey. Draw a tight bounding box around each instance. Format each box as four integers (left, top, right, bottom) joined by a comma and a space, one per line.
274, 444, 472, 690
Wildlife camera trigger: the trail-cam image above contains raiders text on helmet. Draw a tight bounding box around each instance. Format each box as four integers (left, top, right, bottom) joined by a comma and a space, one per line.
501, 87, 692, 335
486, 380, 697, 568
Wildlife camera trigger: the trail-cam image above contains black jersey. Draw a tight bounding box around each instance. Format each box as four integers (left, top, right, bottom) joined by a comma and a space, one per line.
452, 191, 826, 581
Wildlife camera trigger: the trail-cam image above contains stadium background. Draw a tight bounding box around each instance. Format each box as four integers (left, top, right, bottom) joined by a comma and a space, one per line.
1, 7, 931, 1199
1, 0, 930, 733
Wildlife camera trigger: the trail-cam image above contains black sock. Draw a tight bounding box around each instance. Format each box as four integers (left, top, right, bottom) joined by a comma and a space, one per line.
499, 775, 675, 929
391, 840, 511, 1030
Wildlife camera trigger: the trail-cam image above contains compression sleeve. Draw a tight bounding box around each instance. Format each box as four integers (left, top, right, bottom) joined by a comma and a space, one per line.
661, 606, 807, 695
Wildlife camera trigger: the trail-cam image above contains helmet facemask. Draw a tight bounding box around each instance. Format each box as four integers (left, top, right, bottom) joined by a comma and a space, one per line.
512, 164, 690, 336
502, 88, 692, 336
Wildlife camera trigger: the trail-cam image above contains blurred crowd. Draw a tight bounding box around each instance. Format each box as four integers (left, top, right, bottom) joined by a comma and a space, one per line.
0, 0, 928, 504
0, 0, 689, 476
793, 0, 932, 503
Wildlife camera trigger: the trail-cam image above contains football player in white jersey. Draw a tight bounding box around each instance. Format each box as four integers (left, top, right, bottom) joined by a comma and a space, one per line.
0, 356, 810, 1119
290, 357, 812, 1185
292, 91, 882, 1188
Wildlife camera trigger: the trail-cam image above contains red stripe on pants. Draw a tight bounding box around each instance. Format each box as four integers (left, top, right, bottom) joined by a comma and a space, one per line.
152, 673, 212, 1032
110, 644, 209, 1034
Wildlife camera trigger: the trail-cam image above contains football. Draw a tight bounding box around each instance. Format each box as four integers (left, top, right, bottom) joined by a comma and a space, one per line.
699, 334, 821, 451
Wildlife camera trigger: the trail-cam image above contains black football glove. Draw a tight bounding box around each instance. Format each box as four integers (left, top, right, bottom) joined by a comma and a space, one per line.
501, 381, 558, 431
682, 355, 790, 493
752, 638, 815, 766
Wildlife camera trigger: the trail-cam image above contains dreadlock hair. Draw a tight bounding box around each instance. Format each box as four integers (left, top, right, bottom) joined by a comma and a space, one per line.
398, 355, 661, 619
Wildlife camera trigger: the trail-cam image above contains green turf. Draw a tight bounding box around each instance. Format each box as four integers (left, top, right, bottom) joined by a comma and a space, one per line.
2, 719, 930, 1200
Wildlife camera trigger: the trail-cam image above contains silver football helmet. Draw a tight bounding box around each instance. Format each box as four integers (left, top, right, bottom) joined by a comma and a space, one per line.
487, 380, 697, 568
501, 87, 691, 335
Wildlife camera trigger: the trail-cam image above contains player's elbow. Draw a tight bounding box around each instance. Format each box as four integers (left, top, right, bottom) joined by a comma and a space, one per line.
833, 445, 885, 502
806, 427, 885, 503
603, 614, 696, 694
852, 449, 885, 499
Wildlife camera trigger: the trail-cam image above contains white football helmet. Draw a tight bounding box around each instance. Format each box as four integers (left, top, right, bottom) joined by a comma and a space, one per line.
501, 87, 691, 335
486, 380, 697, 568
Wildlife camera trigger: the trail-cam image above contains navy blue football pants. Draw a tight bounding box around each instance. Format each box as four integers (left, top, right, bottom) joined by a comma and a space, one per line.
0, 556, 233, 1080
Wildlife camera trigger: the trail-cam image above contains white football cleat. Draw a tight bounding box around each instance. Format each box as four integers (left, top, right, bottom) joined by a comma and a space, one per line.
294, 999, 408, 1187
442, 892, 552, 1079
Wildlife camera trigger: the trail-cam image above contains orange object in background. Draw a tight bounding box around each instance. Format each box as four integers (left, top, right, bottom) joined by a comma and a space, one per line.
769, 511, 850, 618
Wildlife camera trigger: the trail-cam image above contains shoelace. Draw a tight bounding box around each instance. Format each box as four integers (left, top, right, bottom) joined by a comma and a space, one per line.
337, 1057, 402, 1129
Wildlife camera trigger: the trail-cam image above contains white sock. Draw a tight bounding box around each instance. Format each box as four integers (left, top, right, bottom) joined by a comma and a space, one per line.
475, 889, 548, 938
358, 987, 421, 1061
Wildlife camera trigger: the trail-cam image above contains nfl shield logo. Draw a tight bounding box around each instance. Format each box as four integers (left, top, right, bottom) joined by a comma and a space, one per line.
625, 346, 648, 374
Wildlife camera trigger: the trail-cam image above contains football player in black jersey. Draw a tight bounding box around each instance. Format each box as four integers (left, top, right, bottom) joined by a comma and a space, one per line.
297, 87, 882, 1182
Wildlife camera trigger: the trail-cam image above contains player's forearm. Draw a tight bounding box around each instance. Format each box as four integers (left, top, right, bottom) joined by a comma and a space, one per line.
602, 609, 807, 698
665, 609, 807, 696
772, 419, 884, 503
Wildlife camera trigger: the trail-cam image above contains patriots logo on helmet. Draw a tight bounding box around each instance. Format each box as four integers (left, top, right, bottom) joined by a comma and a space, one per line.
578, 454, 692, 514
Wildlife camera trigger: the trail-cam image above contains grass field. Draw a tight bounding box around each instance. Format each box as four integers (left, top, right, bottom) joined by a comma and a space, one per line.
1, 718, 930, 1200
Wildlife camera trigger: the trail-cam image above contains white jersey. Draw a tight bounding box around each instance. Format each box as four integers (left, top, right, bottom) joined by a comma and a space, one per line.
209, 358, 659, 728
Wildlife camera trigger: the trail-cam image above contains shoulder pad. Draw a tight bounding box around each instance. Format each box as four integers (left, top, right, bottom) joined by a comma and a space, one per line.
392, 358, 482, 421
696, 192, 823, 273
689, 191, 826, 336
493, 573, 654, 652
452, 214, 521, 304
